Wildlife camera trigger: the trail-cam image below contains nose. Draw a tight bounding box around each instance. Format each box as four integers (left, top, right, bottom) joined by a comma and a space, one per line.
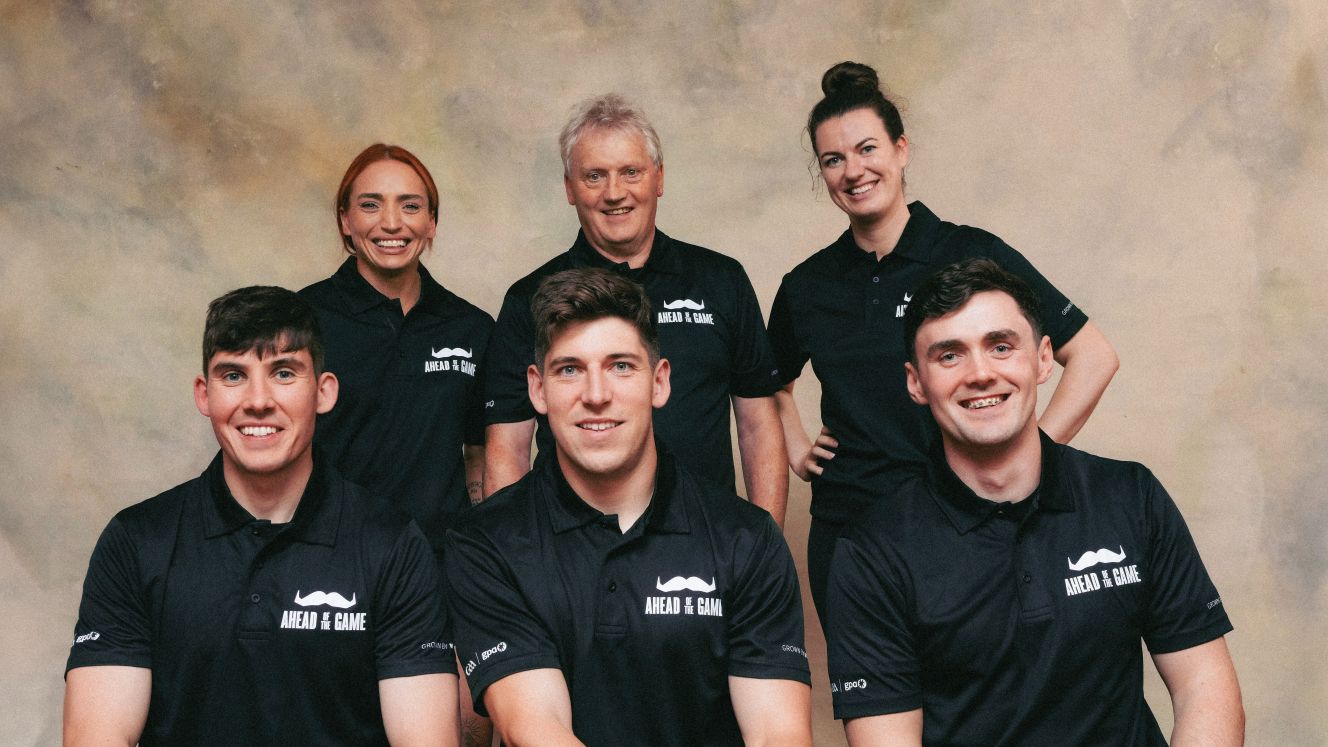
603, 174, 626, 202
581, 368, 611, 407
380, 204, 403, 231
964, 354, 997, 387
242, 377, 276, 413
844, 153, 865, 180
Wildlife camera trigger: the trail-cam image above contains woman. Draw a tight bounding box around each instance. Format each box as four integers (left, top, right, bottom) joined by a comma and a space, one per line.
768, 62, 1120, 621
299, 143, 492, 558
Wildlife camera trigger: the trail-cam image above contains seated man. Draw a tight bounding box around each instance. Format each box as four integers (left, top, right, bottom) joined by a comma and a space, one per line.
446, 268, 811, 746
826, 258, 1243, 745
64, 286, 458, 746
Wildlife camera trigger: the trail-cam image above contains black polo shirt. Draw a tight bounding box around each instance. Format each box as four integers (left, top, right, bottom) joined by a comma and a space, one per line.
66, 453, 454, 746
825, 433, 1233, 745
767, 201, 1089, 522
300, 257, 492, 551
484, 230, 781, 492
445, 451, 810, 746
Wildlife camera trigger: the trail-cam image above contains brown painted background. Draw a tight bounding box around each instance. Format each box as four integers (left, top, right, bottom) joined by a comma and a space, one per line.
3, 2, 1325, 743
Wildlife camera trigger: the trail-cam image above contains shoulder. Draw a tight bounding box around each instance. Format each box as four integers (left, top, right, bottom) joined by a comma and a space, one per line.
503, 251, 579, 301
779, 240, 846, 287
1052, 442, 1158, 497
676, 469, 781, 545
296, 273, 341, 307
107, 477, 198, 538
448, 476, 540, 547
664, 236, 749, 275
844, 474, 935, 550
430, 281, 496, 328
328, 472, 422, 545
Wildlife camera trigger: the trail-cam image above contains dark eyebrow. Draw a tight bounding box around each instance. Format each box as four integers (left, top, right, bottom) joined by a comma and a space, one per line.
855, 137, 878, 149
984, 329, 1021, 344
267, 355, 308, 370
925, 338, 964, 358
353, 192, 425, 201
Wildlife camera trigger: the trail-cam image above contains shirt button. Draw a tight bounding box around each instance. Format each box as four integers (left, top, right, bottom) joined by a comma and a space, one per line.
1022, 573, 1032, 584
250, 593, 261, 603
872, 299, 880, 305
872, 276, 880, 283
607, 582, 617, 592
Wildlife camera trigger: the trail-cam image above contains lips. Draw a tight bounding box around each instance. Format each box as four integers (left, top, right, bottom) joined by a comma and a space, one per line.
577, 420, 621, 432
372, 238, 410, 249
602, 207, 632, 216
847, 182, 876, 196
239, 425, 280, 437
961, 394, 1008, 410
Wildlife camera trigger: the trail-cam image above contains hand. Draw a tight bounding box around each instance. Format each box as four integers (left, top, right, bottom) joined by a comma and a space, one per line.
795, 427, 837, 482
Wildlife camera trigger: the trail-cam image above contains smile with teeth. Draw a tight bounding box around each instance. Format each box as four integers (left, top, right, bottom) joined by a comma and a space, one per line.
373, 239, 409, 248
578, 421, 621, 432
603, 207, 632, 215
847, 182, 875, 195
239, 426, 279, 437
962, 395, 1008, 410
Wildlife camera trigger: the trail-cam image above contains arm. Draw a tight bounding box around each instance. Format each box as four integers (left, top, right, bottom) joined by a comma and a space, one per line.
483, 420, 535, 497
774, 382, 837, 482
730, 676, 811, 746
484, 669, 583, 747
733, 395, 789, 528
63, 665, 150, 746
463, 444, 485, 506
1153, 637, 1244, 746
1039, 321, 1118, 443
380, 673, 460, 747
844, 710, 923, 747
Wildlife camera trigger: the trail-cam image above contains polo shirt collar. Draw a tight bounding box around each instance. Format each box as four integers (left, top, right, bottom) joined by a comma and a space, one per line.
330, 256, 455, 318
928, 430, 1075, 534
567, 228, 684, 276
829, 200, 944, 274
201, 451, 341, 546
542, 448, 690, 535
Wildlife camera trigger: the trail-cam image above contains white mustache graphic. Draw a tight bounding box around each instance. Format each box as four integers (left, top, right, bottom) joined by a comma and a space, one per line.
1066, 546, 1127, 571
431, 347, 473, 359
656, 576, 716, 593
661, 299, 705, 311
293, 590, 358, 609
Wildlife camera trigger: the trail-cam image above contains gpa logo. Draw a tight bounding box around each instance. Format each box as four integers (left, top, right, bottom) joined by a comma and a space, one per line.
480, 641, 508, 661
843, 679, 868, 691
73, 631, 100, 645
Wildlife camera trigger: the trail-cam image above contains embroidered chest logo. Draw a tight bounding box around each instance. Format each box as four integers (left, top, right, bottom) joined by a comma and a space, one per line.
644, 575, 723, 617
424, 346, 476, 376
280, 588, 368, 631
657, 298, 714, 326
895, 292, 912, 318
1063, 545, 1142, 597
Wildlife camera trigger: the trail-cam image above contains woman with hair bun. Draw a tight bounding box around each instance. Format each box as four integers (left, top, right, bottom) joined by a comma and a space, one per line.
768, 62, 1119, 621
299, 143, 492, 559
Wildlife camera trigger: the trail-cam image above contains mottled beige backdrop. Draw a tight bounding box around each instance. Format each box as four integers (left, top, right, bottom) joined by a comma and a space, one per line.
3, 1, 1325, 743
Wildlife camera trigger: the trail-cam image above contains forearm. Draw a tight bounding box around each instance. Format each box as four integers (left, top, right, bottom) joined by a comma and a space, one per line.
774, 386, 813, 478
1041, 321, 1118, 443
63, 666, 150, 747
735, 395, 790, 528
463, 445, 485, 506
1156, 638, 1244, 747
482, 421, 535, 497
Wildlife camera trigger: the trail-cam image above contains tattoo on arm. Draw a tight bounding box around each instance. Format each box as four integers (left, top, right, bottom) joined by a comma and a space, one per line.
467, 481, 484, 505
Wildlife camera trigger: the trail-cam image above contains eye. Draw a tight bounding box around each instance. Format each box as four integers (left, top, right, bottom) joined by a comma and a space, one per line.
585, 172, 602, 183
220, 371, 244, 383
861, 144, 877, 154
821, 155, 842, 168
558, 365, 579, 377
611, 361, 633, 373
991, 343, 1013, 357
938, 351, 959, 365
403, 202, 422, 213
274, 368, 297, 381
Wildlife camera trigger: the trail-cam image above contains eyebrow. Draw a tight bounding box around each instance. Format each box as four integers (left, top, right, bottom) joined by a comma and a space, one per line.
209, 355, 308, 376
354, 191, 425, 201
547, 352, 644, 367
820, 137, 879, 158
924, 329, 1021, 358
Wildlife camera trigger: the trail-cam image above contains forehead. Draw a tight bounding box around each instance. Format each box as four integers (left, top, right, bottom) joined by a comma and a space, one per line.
915, 291, 1033, 343
208, 343, 313, 370
545, 316, 649, 360
351, 158, 427, 193
815, 107, 889, 151
570, 127, 651, 167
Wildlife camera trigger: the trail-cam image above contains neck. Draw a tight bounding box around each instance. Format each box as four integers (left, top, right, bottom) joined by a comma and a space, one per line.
849, 200, 910, 259
942, 423, 1043, 504
355, 258, 423, 314
559, 440, 658, 532
587, 229, 656, 270
222, 452, 313, 523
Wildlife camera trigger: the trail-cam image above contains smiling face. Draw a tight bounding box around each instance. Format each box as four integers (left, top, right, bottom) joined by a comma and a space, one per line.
905, 291, 1053, 456
815, 107, 910, 229
528, 316, 670, 485
564, 127, 664, 264
339, 158, 437, 284
194, 343, 338, 489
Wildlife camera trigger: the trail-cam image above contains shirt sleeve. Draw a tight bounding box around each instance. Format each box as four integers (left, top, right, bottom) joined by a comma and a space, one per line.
483, 287, 538, 426
1139, 470, 1234, 654
725, 517, 811, 684
726, 267, 782, 399
464, 318, 495, 445
372, 523, 456, 680
444, 524, 563, 717
824, 533, 923, 719
765, 277, 808, 388
984, 239, 1090, 350
66, 518, 153, 674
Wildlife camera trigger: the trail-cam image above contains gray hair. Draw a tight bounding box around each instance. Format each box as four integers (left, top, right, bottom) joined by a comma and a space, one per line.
558, 94, 663, 177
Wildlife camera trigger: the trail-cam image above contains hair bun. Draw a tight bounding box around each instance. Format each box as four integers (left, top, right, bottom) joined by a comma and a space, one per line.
821, 61, 880, 97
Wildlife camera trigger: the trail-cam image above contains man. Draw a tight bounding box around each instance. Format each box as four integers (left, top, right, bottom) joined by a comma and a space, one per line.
64, 286, 457, 746
483, 93, 788, 527
826, 259, 1243, 745
447, 268, 811, 746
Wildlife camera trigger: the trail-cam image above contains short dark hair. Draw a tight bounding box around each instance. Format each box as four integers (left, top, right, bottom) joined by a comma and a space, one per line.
202, 286, 325, 374
903, 258, 1044, 363
531, 268, 658, 370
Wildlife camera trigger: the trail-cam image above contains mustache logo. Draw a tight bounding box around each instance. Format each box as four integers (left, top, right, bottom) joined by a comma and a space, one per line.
661, 299, 705, 311
431, 347, 473, 359
656, 576, 717, 593
1067, 546, 1127, 571
293, 590, 358, 609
